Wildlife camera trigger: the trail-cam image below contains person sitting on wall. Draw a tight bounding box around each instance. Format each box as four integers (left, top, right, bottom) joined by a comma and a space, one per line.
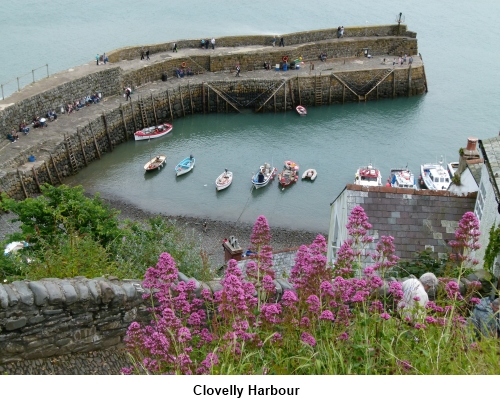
319, 52, 327, 62
186, 67, 193, 76
93, 93, 101, 103
73, 100, 81, 111
19, 121, 30, 134
85, 95, 93, 106
66, 103, 73, 114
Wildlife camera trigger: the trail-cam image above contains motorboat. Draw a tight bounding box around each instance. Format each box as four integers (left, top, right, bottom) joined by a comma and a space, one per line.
284, 160, 300, 171
216, 169, 233, 191
354, 164, 382, 186
175, 155, 195, 176
302, 168, 317, 181
144, 154, 167, 172
134, 123, 173, 141
296, 105, 307, 116
278, 168, 299, 188
252, 162, 277, 188
388, 168, 417, 189
420, 160, 451, 190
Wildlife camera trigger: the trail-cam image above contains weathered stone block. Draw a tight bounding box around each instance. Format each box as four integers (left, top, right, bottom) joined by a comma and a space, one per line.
42, 281, 63, 305
3, 285, 19, 306
58, 281, 78, 305
11, 282, 34, 306
0, 285, 8, 309
6, 317, 27, 331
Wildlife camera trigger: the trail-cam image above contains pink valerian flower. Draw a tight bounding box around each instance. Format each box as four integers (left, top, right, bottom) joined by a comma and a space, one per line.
261, 275, 276, 295
346, 206, 373, 239
380, 312, 391, 320
271, 333, 283, 344
388, 281, 404, 301
301, 332, 317, 347
247, 216, 275, 279
338, 332, 349, 341
290, 235, 331, 299
260, 303, 282, 324
414, 323, 426, 330
448, 212, 480, 267
197, 352, 219, 374
445, 281, 463, 301
425, 316, 438, 324
469, 297, 481, 305
177, 327, 192, 343
319, 310, 335, 321
370, 300, 384, 313
397, 360, 413, 373
300, 317, 311, 328
332, 239, 355, 277
371, 235, 399, 276
281, 290, 298, 307
306, 295, 321, 312
413, 296, 421, 302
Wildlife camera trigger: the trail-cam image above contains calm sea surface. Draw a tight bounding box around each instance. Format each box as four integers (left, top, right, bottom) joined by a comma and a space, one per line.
1, 1, 499, 233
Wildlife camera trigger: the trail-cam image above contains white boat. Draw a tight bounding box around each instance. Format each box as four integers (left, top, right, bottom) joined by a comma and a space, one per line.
302, 168, 317, 181
134, 123, 173, 141
388, 168, 417, 189
144, 154, 166, 172
448, 162, 459, 178
216, 169, 233, 191
175, 155, 195, 176
420, 160, 451, 190
252, 163, 277, 188
284, 160, 300, 171
354, 164, 382, 186
296, 105, 307, 116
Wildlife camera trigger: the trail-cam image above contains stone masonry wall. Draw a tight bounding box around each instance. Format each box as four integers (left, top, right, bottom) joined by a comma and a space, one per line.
107, 24, 414, 62
0, 66, 426, 200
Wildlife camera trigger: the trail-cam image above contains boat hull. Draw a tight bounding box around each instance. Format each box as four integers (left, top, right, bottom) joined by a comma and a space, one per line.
278, 169, 299, 187
296, 105, 307, 116
302, 168, 317, 181
175, 157, 195, 176
144, 154, 167, 171
216, 171, 233, 191
252, 164, 277, 188
134, 123, 173, 141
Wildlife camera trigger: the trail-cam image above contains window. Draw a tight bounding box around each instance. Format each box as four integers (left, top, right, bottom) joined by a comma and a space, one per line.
475, 181, 487, 221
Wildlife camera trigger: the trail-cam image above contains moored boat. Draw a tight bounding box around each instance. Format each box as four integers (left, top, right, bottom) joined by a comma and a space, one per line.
296, 105, 307, 116
144, 154, 167, 172
175, 155, 195, 176
216, 169, 233, 191
302, 168, 317, 181
354, 164, 382, 186
420, 161, 451, 190
252, 163, 277, 188
388, 168, 416, 189
284, 160, 300, 171
134, 123, 173, 141
278, 168, 299, 188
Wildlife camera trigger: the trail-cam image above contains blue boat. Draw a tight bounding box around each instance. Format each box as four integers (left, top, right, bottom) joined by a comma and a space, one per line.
175, 155, 195, 176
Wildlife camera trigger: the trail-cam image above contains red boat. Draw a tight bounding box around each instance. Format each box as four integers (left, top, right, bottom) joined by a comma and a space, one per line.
278, 168, 299, 188
134, 123, 173, 141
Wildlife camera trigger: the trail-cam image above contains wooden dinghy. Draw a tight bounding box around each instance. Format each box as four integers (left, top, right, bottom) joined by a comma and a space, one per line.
216, 169, 233, 191
144, 154, 167, 171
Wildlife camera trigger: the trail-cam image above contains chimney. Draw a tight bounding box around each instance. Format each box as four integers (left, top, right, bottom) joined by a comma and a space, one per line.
464, 137, 480, 159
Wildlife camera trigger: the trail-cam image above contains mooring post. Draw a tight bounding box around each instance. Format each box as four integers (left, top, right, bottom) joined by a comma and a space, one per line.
202, 82, 206, 114
120, 104, 129, 141
393, 71, 396, 98
188, 81, 194, 114
32, 167, 41, 193
77, 127, 88, 166
17, 170, 28, 198
297, 76, 301, 106
342, 84, 346, 104
44, 161, 54, 185
151, 93, 158, 125
102, 113, 113, 152
179, 85, 186, 117
167, 89, 174, 122
408, 65, 412, 97
49, 153, 63, 184
88, 121, 101, 159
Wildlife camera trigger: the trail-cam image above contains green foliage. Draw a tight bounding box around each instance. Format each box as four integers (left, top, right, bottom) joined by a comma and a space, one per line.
452, 172, 461, 185
395, 250, 448, 279
0, 186, 212, 282
484, 224, 500, 273
21, 234, 121, 280
0, 184, 122, 248
110, 216, 207, 280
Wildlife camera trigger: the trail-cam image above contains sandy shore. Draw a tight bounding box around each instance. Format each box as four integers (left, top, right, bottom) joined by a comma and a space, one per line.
0, 195, 324, 270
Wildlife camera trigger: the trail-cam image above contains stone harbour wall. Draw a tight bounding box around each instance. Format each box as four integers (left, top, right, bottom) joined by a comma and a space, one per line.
107, 24, 415, 62
0, 66, 426, 200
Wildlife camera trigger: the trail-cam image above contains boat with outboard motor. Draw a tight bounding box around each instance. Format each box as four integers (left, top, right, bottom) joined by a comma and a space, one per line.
175, 155, 195, 176
252, 163, 277, 188
216, 169, 233, 191
144, 154, 167, 172
354, 164, 382, 186
134, 123, 173, 141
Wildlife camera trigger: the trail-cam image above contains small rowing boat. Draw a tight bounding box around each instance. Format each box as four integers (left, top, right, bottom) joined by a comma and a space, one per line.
134, 123, 173, 141
302, 168, 317, 181
296, 105, 307, 116
216, 169, 233, 191
175, 155, 195, 176
144, 154, 166, 172
252, 162, 277, 188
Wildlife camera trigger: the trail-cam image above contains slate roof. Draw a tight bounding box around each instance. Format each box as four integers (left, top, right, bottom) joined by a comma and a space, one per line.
238, 247, 298, 278
341, 184, 477, 261
466, 159, 483, 185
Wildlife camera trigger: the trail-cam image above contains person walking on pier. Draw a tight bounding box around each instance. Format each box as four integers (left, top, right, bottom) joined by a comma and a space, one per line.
96, 54, 99, 65
211, 38, 215, 50
235, 64, 241, 77
125, 87, 131, 101
146, 49, 150, 60
280, 37, 285, 47
272, 36, 276, 47
409, 56, 413, 65
173, 43, 178, 52
140, 49, 145, 60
